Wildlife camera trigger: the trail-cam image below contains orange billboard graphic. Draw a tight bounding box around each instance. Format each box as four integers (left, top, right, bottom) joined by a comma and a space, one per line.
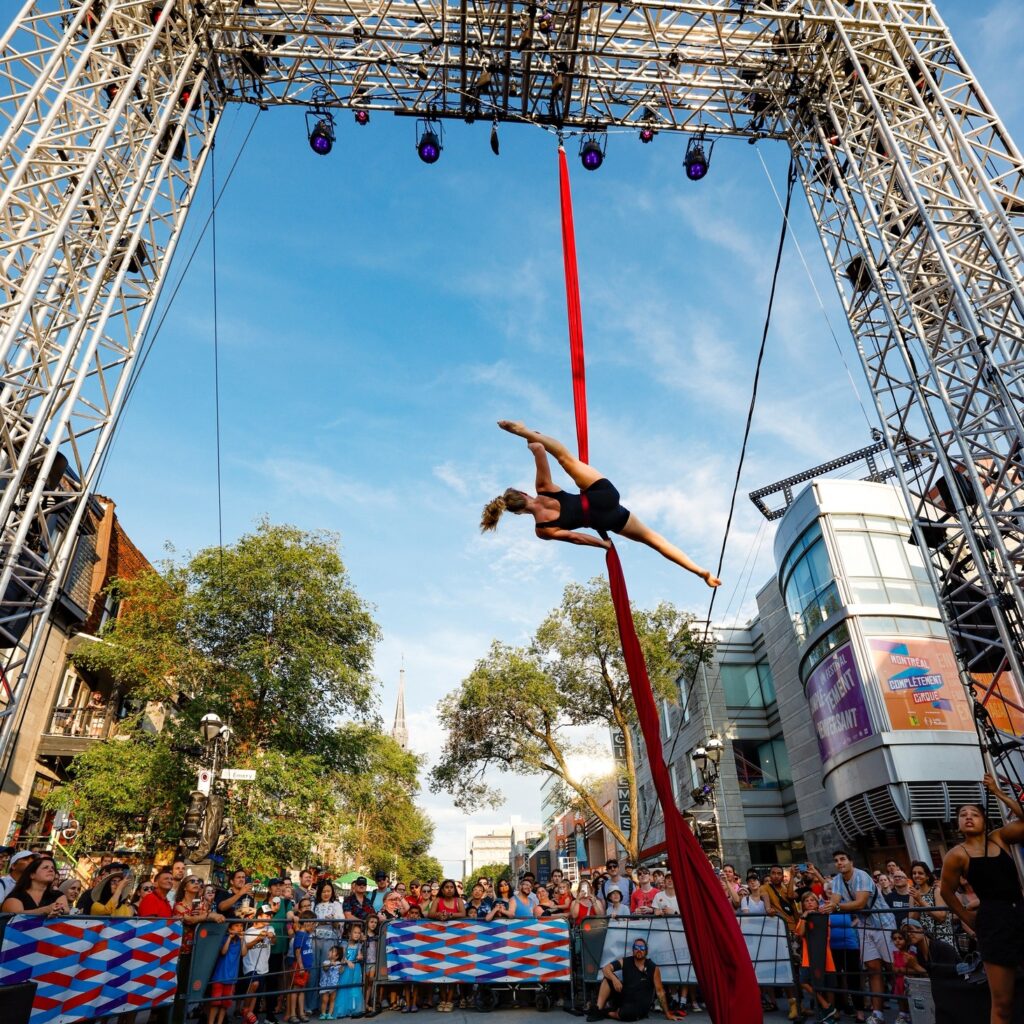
868, 637, 975, 732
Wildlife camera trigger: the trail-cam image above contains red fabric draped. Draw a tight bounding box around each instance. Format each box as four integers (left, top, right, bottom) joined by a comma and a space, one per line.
557, 147, 762, 1024
558, 147, 589, 464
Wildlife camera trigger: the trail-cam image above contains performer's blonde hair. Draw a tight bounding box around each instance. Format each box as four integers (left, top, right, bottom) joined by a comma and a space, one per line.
480, 489, 528, 531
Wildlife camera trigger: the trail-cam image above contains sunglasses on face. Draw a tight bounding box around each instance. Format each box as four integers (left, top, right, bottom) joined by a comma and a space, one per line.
141, 885, 155, 892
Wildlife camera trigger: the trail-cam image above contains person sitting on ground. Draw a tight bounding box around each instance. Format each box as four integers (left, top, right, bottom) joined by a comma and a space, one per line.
483, 422, 721, 585
587, 938, 685, 1021
1, 854, 67, 916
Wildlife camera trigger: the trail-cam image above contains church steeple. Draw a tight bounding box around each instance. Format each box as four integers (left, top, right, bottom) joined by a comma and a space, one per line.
391, 658, 409, 751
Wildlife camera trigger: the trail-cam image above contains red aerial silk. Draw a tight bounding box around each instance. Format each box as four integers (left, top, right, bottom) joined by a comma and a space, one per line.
557, 146, 762, 1024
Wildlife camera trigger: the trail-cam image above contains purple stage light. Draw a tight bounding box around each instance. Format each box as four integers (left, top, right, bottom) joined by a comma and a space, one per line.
309, 119, 333, 155
580, 140, 603, 170
355, 109, 370, 126
417, 130, 441, 163
639, 126, 655, 144
684, 142, 709, 180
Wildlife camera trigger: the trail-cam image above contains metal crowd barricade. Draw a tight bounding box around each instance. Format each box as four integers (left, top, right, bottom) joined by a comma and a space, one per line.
184, 916, 369, 1020
800, 905, 993, 1024
574, 912, 794, 1010
0, 912, 181, 1024
374, 917, 574, 1012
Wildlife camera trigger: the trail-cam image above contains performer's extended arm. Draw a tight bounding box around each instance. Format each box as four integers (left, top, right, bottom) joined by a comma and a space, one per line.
536, 526, 611, 549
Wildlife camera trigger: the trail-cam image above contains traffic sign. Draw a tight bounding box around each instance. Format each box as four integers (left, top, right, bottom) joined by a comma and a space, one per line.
219, 768, 256, 781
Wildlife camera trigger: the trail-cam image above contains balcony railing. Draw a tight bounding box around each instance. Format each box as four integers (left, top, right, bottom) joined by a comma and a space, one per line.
46, 705, 111, 738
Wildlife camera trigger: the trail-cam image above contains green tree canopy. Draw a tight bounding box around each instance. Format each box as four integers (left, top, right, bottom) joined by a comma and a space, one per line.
48, 520, 438, 877
429, 577, 708, 863
464, 862, 511, 888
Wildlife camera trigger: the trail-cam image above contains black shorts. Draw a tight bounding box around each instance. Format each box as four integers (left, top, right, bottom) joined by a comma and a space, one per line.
616, 1003, 650, 1022
975, 899, 1024, 967
584, 479, 631, 535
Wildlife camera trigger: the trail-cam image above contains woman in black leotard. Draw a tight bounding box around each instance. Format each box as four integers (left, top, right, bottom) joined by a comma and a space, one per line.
939, 780, 1024, 1024
480, 422, 720, 586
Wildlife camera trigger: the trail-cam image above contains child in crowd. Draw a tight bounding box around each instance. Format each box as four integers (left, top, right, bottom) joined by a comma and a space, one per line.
363, 914, 380, 1011
240, 906, 276, 1024
319, 944, 343, 1020
207, 920, 245, 1024
795, 891, 836, 1023
287, 912, 316, 1023
335, 922, 365, 1019
891, 927, 925, 1024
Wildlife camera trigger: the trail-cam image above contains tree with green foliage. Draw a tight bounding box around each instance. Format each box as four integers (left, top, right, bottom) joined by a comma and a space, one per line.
47, 520, 438, 876
464, 862, 511, 888
429, 577, 708, 864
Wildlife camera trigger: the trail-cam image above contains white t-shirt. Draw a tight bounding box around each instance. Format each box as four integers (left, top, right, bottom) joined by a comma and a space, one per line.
651, 891, 678, 915
739, 895, 766, 915
0, 874, 15, 903
243, 925, 272, 974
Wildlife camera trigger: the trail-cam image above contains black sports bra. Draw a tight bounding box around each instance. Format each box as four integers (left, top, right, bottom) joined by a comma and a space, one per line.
537, 489, 584, 530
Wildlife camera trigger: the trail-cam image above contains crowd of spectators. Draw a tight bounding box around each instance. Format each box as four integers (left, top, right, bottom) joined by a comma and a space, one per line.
0, 828, 1010, 1024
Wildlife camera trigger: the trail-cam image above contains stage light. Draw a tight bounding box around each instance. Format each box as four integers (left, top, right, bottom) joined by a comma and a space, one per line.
579, 133, 606, 171
417, 129, 441, 163
684, 133, 713, 181
639, 126, 655, 144
308, 118, 334, 155
490, 121, 500, 156
354, 109, 370, 126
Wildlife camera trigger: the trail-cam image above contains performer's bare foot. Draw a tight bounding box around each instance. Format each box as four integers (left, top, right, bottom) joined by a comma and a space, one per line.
497, 420, 529, 438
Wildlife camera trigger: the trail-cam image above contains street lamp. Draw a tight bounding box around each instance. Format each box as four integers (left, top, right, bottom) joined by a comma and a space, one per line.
691, 734, 724, 806
200, 712, 223, 743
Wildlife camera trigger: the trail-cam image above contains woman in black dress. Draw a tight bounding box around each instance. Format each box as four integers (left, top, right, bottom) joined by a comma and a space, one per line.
939, 792, 1024, 1024
482, 422, 721, 586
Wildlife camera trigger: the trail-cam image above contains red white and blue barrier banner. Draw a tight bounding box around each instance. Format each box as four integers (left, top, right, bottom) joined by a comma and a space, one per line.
0, 914, 181, 1024
579, 915, 792, 987
383, 918, 571, 983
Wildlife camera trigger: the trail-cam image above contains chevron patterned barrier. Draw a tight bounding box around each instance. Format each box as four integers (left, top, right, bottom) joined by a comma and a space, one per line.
0, 914, 182, 1024
383, 918, 571, 983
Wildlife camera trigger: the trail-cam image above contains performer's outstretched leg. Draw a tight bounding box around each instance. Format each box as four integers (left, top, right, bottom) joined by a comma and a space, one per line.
498, 421, 602, 489
619, 514, 721, 586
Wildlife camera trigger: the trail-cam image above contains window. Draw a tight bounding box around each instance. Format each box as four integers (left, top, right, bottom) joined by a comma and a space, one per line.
676, 675, 692, 723
781, 523, 841, 644
834, 524, 938, 609
733, 738, 792, 790
661, 698, 673, 738
720, 660, 777, 709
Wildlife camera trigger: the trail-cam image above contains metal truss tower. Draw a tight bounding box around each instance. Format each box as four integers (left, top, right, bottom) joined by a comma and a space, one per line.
1, 0, 1023, 764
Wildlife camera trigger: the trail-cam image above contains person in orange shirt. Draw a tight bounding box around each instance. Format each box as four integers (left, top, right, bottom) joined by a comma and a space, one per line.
794, 892, 836, 1023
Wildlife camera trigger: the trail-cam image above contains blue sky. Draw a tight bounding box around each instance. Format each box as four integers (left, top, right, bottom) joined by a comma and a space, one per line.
93, 1, 1024, 872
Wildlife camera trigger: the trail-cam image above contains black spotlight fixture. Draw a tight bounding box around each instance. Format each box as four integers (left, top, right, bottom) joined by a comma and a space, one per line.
639, 126, 656, 144
416, 118, 443, 164
579, 132, 606, 171
307, 116, 335, 155
490, 119, 500, 156
305, 89, 337, 156
684, 131, 714, 181
354, 109, 370, 125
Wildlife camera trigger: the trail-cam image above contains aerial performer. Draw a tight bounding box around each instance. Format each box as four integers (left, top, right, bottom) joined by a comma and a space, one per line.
481, 421, 721, 587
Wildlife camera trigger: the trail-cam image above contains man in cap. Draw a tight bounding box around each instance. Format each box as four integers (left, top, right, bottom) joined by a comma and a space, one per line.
343, 876, 374, 922
0, 849, 35, 903
369, 870, 392, 912
588, 938, 684, 1022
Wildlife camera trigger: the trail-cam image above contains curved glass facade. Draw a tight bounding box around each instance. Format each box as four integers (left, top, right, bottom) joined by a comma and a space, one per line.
780, 522, 841, 645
